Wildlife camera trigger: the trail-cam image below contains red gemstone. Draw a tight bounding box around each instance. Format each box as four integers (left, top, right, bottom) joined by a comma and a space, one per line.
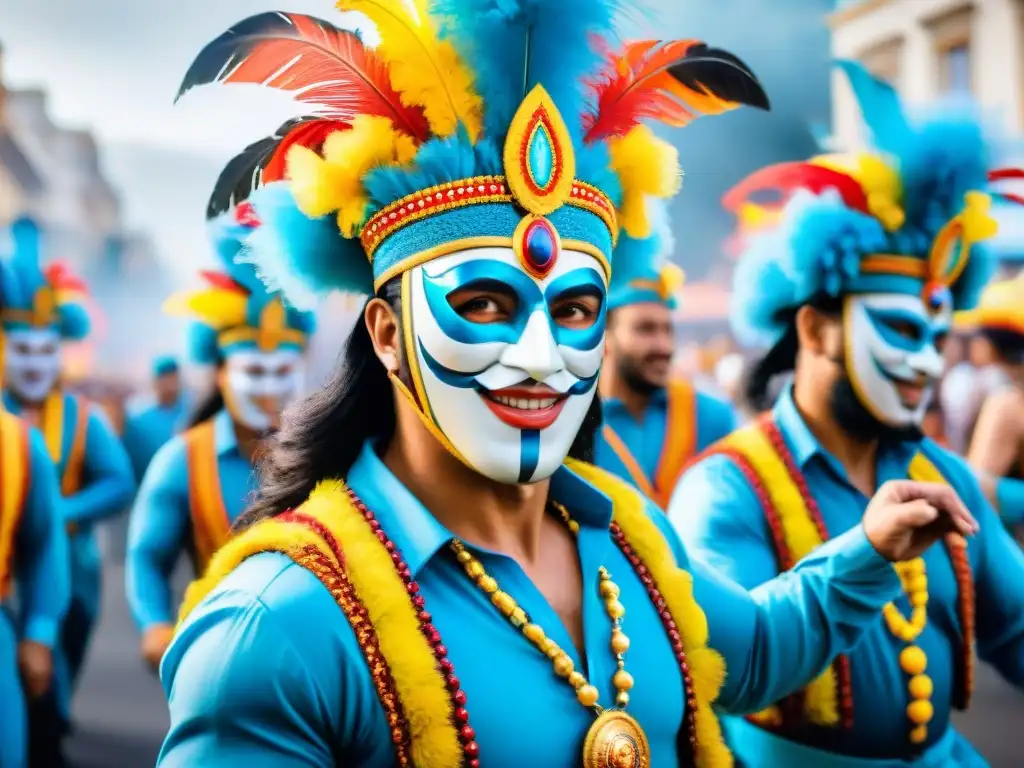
446, 675, 460, 690
439, 659, 454, 674
424, 627, 440, 645
398, 567, 412, 581
406, 582, 420, 595
375, 530, 387, 543
469, 760, 480, 768
460, 725, 476, 742
391, 552, 402, 564
464, 741, 480, 758
454, 707, 469, 723
412, 596, 426, 610
435, 644, 448, 658
419, 611, 432, 623
520, 218, 558, 277
668, 629, 681, 644
453, 690, 467, 706
385, 540, 396, 552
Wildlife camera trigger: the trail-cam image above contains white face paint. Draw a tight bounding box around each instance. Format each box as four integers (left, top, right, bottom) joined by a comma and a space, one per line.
407, 245, 607, 484
221, 348, 306, 432
4, 328, 62, 403
843, 292, 949, 429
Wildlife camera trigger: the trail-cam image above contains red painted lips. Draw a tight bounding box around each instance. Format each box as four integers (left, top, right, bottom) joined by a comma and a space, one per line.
480, 385, 567, 430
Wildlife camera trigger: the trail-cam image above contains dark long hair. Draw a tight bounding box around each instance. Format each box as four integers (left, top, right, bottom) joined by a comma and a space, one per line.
744, 295, 843, 412
187, 377, 225, 429
236, 279, 602, 531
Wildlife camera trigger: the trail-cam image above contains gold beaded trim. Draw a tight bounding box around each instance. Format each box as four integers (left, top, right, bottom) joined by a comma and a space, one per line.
886, 558, 934, 747
360, 176, 618, 259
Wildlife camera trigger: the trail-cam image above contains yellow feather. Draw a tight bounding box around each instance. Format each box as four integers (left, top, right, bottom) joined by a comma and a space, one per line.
609, 125, 682, 238
288, 117, 420, 237
162, 288, 248, 329
337, 0, 482, 139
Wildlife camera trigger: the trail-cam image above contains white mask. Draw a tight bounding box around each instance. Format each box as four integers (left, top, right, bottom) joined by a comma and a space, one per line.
405, 244, 607, 484
843, 292, 949, 429
5, 328, 62, 403
221, 348, 305, 432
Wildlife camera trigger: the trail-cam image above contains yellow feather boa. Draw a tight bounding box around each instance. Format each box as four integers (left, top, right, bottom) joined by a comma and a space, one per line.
179, 466, 731, 767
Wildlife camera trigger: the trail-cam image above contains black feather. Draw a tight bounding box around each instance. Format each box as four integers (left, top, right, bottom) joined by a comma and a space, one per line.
667, 44, 771, 112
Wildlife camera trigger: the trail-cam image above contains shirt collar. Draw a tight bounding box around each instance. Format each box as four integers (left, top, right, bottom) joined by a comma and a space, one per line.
345, 440, 615, 578
772, 383, 920, 476
213, 408, 239, 456
602, 385, 667, 415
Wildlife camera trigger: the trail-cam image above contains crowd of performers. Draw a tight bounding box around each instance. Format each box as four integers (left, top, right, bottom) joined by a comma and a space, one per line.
3, 0, 1024, 766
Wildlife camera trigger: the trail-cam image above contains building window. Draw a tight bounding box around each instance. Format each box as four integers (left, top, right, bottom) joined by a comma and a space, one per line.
926, 5, 974, 95
940, 42, 971, 94
858, 37, 904, 89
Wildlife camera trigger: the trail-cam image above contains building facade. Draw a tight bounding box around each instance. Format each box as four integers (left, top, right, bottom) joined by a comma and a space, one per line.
830, 0, 1024, 263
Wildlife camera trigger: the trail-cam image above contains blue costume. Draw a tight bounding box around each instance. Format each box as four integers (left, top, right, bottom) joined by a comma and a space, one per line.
0, 218, 134, 724
155, 4, 931, 766
595, 222, 737, 507
672, 63, 1024, 766
126, 208, 315, 637
121, 356, 191, 483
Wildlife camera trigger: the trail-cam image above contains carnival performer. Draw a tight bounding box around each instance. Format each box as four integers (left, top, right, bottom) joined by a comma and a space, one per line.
121, 355, 190, 484
0, 218, 71, 768
158, 6, 977, 767
673, 62, 1024, 767
126, 204, 316, 671
595, 206, 737, 508
956, 276, 1024, 527
0, 217, 135, 762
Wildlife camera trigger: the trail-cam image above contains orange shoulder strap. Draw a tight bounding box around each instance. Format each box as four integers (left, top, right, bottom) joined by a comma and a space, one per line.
600, 424, 657, 500
652, 378, 697, 508
0, 412, 30, 596
61, 396, 89, 496
185, 419, 231, 573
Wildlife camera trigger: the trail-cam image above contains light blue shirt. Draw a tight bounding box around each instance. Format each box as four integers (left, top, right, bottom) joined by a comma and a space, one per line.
596, 382, 737, 495
671, 386, 1024, 765
157, 439, 903, 767
122, 394, 191, 483
126, 409, 258, 631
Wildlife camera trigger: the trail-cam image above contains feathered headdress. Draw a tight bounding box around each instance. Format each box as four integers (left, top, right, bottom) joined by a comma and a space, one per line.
176, 1, 769, 308
0, 217, 91, 341
163, 205, 317, 365
608, 198, 685, 310
725, 60, 1018, 347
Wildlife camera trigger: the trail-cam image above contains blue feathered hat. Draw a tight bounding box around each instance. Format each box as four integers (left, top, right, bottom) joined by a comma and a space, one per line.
0, 217, 91, 341
176, 1, 769, 309
608, 199, 685, 310
725, 61, 1014, 348
165, 205, 317, 365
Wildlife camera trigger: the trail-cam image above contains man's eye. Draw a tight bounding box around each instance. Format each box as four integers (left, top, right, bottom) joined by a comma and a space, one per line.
244, 366, 266, 377
461, 298, 500, 314
887, 321, 922, 343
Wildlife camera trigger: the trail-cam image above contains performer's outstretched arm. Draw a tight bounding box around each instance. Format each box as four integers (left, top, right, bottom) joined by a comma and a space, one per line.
126, 438, 191, 632
63, 407, 135, 526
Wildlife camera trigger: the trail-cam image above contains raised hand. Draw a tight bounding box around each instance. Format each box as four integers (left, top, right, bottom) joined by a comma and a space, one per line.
863, 480, 978, 562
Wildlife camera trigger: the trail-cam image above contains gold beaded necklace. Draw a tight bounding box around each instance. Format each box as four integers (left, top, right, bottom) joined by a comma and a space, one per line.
882, 557, 933, 746
450, 501, 651, 768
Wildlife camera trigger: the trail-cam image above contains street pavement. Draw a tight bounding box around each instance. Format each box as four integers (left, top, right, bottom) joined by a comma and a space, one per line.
64, 558, 1023, 768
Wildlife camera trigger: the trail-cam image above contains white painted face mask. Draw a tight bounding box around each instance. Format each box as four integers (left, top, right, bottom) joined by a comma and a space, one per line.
403, 244, 607, 484
5, 327, 62, 404
843, 292, 949, 429
221, 348, 306, 432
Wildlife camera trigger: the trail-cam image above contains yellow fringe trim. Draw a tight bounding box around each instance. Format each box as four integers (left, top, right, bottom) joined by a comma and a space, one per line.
721, 425, 838, 726
567, 459, 732, 768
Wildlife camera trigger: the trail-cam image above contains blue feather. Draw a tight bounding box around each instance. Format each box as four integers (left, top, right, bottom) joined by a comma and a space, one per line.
187, 322, 221, 366
57, 303, 91, 342
835, 59, 909, 156
433, 0, 620, 142
206, 212, 265, 293
242, 183, 372, 308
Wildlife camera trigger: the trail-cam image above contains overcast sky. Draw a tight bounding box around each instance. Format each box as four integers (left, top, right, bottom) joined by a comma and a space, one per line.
0, 0, 833, 283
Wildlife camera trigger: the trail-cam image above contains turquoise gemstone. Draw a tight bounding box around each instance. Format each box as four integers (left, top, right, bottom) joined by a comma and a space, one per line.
529, 125, 554, 189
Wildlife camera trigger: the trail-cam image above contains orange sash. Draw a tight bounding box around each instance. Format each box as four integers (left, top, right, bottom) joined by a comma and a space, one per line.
602, 378, 697, 508
0, 412, 31, 598
40, 391, 89, 496
184, 419, 231, 573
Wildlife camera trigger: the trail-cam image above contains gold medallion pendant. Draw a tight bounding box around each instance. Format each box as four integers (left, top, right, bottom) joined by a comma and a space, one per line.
582, 709, 651, 768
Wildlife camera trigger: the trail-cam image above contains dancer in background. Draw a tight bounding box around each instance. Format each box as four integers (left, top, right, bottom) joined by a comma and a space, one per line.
674, 62, 1024, 767
156, 5, 975, 765
126, 204, 315, 672
0, 216, 134, 766
595, 206, 737, 508
121, 355, 190, 484
957, 276, 1024, 527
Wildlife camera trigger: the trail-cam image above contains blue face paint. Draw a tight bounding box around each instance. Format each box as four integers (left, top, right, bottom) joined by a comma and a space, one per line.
864, 306, 932, 353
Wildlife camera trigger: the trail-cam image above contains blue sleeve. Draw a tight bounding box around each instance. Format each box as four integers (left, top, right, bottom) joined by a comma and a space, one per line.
926, 446, 1024, 687
658, 460, 902, 714
15, 427, 70, 647
63, 406, 136, 525
695, 392, 739, 451
126, 438, 192, 631
159, 554, 390, 766
121, 413, 150, 486
994, 477, 1024, 526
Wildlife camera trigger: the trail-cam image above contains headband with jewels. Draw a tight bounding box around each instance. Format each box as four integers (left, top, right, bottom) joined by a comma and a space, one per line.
175, 2, 769, 307
0, 217, 91, 341
724, 60, 1023, 348
163, 204, 316, 365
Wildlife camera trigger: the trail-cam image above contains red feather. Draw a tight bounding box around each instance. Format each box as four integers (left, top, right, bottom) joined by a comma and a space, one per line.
989, 168, 1024, 183
722, 162, 869, 217
44, 262, 88, 294
584, 39, 769, 143
263, 118, 349, 183
199, 270, 247, 293
177, 12, 429, 142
